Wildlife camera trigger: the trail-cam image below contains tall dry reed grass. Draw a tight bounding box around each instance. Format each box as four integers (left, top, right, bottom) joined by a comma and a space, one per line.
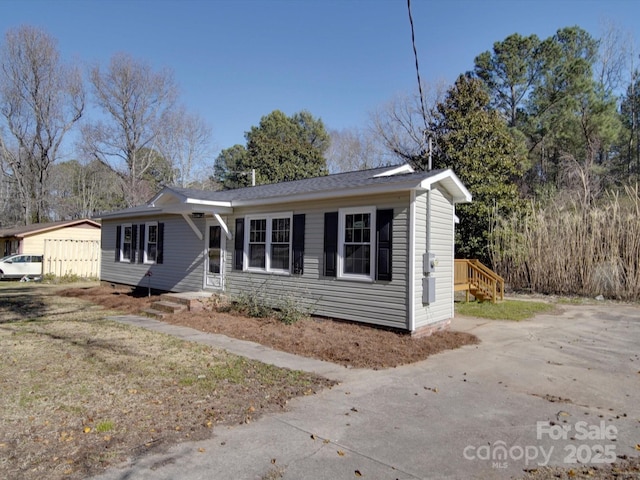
490, 185, 640, 300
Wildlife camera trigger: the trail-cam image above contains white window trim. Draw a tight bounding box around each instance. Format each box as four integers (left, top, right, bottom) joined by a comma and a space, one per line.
120, 223, 133, 263
244, 212, 293, 275
144, 222, 158, 264
337, 206, 376, 282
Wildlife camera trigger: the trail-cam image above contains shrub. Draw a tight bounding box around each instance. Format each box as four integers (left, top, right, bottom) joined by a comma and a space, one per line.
226, 278, 316, 324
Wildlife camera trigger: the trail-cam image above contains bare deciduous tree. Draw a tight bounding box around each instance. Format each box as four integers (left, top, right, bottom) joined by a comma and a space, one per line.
0, 25, 84, 225
325, 127, 387, 173
158, 106, 214, 187
48, 159, 123, 220
595, 19, 633, 95
82, 52, 177, 206
369, 80, 447, 169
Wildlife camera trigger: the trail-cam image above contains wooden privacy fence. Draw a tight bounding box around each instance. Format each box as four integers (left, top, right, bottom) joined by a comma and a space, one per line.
42, 239, 101, 278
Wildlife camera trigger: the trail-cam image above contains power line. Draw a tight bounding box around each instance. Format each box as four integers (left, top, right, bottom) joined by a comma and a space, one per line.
407, 0, 431, 169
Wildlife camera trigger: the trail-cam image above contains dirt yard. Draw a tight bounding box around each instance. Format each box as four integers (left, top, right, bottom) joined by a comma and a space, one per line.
60, 284, 479, 369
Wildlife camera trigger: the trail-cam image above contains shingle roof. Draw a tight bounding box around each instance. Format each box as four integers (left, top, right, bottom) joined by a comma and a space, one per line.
98, 164, 471, 220
0, 219, 100, 238
167, 165, 448, 203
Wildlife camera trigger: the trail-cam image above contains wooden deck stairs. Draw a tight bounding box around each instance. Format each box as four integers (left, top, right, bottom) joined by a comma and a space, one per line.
454, 259, 504, 303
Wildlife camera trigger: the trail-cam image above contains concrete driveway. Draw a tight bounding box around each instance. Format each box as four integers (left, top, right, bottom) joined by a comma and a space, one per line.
94, 302, 640, 480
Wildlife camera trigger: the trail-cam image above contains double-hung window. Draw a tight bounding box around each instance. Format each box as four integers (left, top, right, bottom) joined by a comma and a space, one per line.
245, 213, 292, 273
338, 207, 375, 281
145, 222, 158, 264
248, 218, 267, 268
120, 224, 133, 262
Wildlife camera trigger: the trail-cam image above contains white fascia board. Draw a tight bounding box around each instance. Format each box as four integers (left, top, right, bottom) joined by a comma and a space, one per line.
419, 169, 472, 204
373, 164, 415, 177
99, 207, 164, 220
185, 198, 232, 208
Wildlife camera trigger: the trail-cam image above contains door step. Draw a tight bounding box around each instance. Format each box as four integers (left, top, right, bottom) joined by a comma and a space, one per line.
141, 291, 213, 319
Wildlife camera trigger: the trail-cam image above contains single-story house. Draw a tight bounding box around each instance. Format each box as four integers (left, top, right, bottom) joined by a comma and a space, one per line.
98, 164, 471, 335
0, 219, 102, 278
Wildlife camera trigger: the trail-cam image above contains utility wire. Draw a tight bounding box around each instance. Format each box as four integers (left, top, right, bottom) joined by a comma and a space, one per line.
407, 0, 431, 169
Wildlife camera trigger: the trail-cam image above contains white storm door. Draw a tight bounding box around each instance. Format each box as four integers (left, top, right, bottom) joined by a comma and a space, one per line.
205, 221, 225, 289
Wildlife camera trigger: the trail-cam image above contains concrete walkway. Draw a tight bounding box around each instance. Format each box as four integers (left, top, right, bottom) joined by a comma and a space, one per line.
96, 304, 640, 480
108, 314, 358, 382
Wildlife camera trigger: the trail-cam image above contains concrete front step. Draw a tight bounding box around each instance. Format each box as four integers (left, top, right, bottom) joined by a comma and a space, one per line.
141, 307, 170, 320
152, 300, 187, 314
141, 291, 214, 319
160, 292, 213, 310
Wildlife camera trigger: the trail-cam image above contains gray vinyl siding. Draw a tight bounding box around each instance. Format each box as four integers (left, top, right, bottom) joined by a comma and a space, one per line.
101, 215, 206, 292
100, 186, 458, 332
414, 187, 455, 329
225, 192, 411, 330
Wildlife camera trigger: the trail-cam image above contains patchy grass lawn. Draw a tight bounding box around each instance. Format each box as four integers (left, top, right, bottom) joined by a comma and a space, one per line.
0, 283, 333, 480
455, 299, 556, 321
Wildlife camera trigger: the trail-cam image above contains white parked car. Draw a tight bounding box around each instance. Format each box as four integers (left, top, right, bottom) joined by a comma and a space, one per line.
0, 254, 43, 280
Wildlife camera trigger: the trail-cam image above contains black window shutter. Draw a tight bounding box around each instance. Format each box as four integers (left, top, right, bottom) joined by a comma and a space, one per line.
234, 218, 244, 270
376, 209, 393, 281
324, 212, 338, 277
115, 225, 121, 262
138, 223, 145, 263
292, 214, 305, 275
131, 224, 138, 264
157, 223, 164, 264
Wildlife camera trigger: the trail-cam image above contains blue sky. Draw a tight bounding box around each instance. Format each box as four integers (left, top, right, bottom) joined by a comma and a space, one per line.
2, 0, 640, 157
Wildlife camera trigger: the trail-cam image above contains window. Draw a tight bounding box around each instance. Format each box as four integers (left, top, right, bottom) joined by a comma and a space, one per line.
120, 224, 133, 262
338, 207, 376, 281
270, 217, 290, 270
324, 208, 392, 281
116, 222, 163, 264
244, 213, 292, 273
144, 222, 158, 264
248, 218, 266, 268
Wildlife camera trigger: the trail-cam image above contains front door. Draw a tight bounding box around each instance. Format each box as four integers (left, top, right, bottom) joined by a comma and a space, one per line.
205, 221, 225, 289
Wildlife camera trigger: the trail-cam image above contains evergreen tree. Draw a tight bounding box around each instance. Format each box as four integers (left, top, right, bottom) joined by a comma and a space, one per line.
213, 110, 329, 189
431, 75, 525, 262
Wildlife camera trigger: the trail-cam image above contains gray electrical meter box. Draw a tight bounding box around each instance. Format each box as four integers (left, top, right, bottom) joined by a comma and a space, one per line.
423, 253, 437, 274
422, 277, 436, 304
